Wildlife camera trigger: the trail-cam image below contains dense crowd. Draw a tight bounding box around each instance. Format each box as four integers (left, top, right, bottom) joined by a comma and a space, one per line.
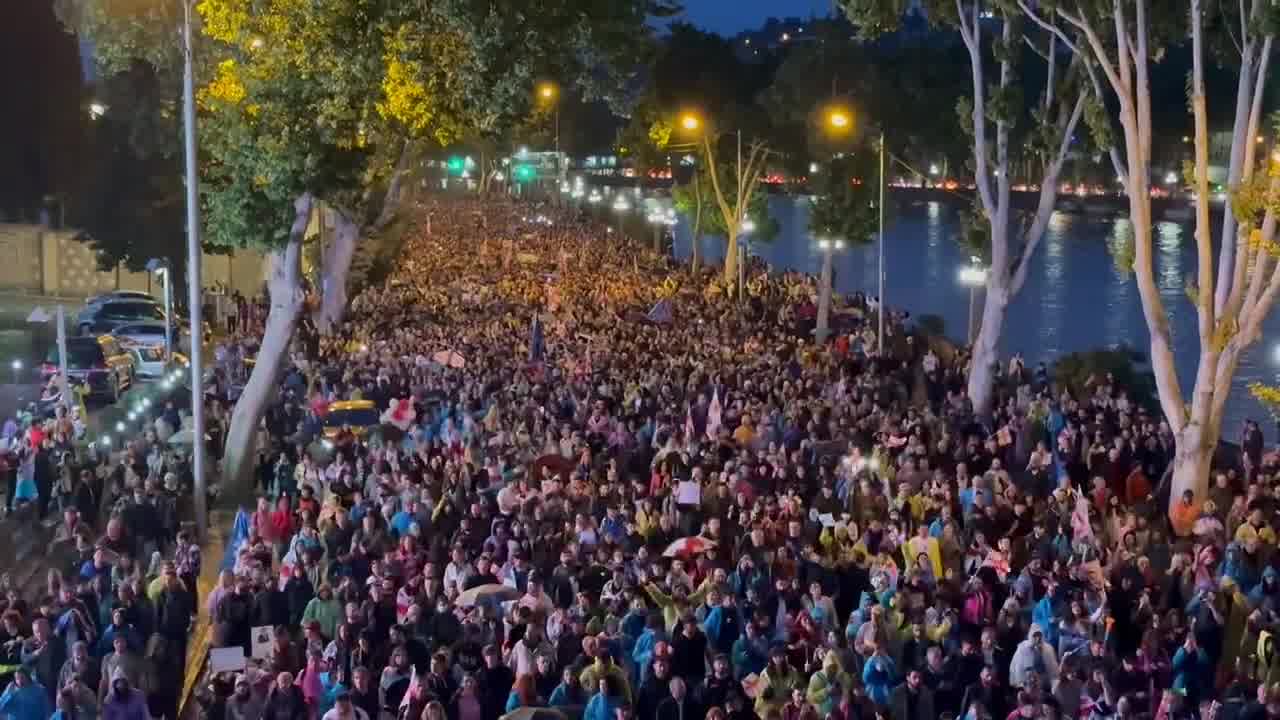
8, 193, 1279, 720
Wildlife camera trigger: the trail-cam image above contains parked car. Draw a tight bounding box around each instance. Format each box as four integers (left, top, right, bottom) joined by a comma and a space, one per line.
76, 300, 166, 336
85, 290, 158, 307
40, 336, 134, 401
126, 346, 187, 380
111, 321, 189, 352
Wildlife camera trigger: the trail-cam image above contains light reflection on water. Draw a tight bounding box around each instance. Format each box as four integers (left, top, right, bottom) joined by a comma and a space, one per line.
672, 196, 1277, 442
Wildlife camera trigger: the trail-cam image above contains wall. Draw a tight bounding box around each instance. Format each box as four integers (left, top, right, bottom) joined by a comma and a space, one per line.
0, 223, 267, 297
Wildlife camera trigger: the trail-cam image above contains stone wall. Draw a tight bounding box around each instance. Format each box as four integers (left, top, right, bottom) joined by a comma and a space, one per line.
0, 223, 267, 297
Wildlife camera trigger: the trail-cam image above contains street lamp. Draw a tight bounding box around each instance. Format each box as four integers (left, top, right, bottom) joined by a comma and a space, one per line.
536, 81, 562, 204
958, 258, 988, 345
680, 113, 701, 131
88, 102, 107, 119
826, 108, 851, 132
9, 359, 20, 385
147, 258, 173, 362
815, 238, 846, 343
738, 219, 758, 304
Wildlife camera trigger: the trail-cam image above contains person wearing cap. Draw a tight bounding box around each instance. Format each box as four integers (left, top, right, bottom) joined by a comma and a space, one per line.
227, 672, 266, 720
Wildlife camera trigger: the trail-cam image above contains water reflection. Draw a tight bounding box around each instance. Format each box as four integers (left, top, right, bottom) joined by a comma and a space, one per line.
669, 197, 1274, 440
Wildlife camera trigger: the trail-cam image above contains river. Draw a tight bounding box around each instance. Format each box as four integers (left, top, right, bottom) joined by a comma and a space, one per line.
668, 195, 1277, 443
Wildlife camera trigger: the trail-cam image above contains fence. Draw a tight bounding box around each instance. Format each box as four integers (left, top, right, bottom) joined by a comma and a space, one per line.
0, 224, 267, 298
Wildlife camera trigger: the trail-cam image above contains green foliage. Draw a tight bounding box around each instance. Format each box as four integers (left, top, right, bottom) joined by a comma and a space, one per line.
807, 153, 879, 244
672, 165, 713, 233
59, 0, 664, 255
1082, 93, 1113, 153
67, 62, 184, 271
1051, 345, 1156, 408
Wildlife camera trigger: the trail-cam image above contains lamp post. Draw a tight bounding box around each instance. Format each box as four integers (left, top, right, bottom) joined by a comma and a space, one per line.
958, 258, 988, 345
10, 359, 21, 386
181, 0, 207, 536
814, 238, 846, 344
537, 82, 561, 203
739, 219, 756, 305
146, 258, 173, 362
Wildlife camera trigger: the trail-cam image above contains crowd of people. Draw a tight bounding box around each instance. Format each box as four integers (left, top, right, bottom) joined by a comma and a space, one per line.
196, 196, 1280, 720
4, 192, 1278, 720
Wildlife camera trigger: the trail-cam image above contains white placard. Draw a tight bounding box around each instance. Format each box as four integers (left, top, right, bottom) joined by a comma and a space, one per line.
210, 646, 247, 674
250, 626, 274, 660
675, 481, 701, 505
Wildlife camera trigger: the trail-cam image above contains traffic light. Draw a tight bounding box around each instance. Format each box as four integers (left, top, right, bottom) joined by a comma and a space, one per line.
513, 164, 536, 182
446, 156, 464, 174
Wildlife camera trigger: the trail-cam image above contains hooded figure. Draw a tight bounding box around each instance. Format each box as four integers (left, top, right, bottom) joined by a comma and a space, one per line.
1250, 566, 1280, 613
806, 650, 853, 717
0, 669, 50, 720
1009, 623, 1059, 689
101, 666, 149, 720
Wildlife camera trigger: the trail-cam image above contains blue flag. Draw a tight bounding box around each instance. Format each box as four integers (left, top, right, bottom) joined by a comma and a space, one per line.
646, 299, 673, 324
529, 316, 545, 362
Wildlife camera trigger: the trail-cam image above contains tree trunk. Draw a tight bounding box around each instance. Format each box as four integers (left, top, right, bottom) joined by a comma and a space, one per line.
315, 211, 359, 334
222, 194, 312, 492
966, 286, 1008, 417
723, 230, 738, 284
1168, 422, 1213, 509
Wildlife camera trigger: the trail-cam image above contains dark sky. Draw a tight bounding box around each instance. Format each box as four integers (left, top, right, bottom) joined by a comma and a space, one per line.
676, 0, 832, 35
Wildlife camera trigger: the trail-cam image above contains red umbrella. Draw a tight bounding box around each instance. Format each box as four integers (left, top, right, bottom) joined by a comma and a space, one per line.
663, 536, 718, 558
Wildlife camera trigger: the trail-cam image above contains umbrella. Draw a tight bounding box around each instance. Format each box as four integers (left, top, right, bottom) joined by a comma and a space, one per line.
529, 453, 575, 482
455, 583, 519, 608
500, 709, 568, 720
432, 349, 466, 369
663, 536, 717, 558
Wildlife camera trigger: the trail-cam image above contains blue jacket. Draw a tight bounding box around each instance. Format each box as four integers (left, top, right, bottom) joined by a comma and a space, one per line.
0, 682, 50, 720
861, 654, 896, 706
548, 682, 587, 708
584, 692, 620, 720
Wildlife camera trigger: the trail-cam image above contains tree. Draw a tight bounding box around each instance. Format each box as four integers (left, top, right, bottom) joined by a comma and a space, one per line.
672, 164, 713, 271
808, 152, 880, 244
808, 151, 882, 342
60, 0, 669, 494
1019, 0, 1279, 515
67, 61, 186, 273
839, 1, 1087, 412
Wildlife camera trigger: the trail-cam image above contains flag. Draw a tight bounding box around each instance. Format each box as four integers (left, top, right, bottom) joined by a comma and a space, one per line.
529, 316, 545, 362
400, 666, 420, 710
684, 405, 694, 440
1071, 492, 1094, 542
706, 389, 722, 440
646, 298, 673, 324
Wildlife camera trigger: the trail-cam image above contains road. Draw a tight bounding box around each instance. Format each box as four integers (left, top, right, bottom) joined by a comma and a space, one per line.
0, 293, 196, 444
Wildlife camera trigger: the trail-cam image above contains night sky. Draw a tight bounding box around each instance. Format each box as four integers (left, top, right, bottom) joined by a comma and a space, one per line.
676, 0, 833, 35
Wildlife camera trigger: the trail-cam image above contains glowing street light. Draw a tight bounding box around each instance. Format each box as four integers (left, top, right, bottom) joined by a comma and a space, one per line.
826, 108, 851, 131
537, 82, 559, 101
88, 102, 107, 119
8, 359, 19, 385
680, 113, 702, 132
